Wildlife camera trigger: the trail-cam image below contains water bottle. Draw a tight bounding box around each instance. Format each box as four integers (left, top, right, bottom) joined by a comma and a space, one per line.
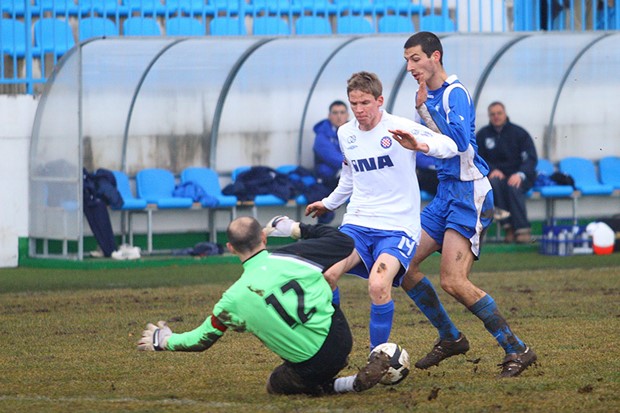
557, 230, 567, 256
566, 230, 574, 256
546, 228, 555, 255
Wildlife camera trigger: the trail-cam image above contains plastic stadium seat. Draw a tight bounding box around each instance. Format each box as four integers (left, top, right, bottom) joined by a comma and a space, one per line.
33, 18, 76, 56
378, 15, 414, 33
231, 166, 287, 206
164, 0, 210, 16
0, 19, 27, 57
79, 0, 128, 16
253, 16, 290, 35
249, 0, 293, 15
166, 17, 205, 36
181, 167, 238, 208
123, 17, 162, 36
1, 1, 27, 17
374, 0, 424, 14
136, 168, 194, 208
275, 164, 316, 205
294, 16, 332, 35
559, 157, 614, 196
210, 17, 247, 35
420, 14, 456, 32
111, 171, 148, 210
598, 156, 620, 190
79, 17, 119, 41
336, 16, 373, 34
332, 0, 372, 14
292, 0, 335, 15
534, 158, 574, 198
34, 0, 79, 15
123, 0, 165, 15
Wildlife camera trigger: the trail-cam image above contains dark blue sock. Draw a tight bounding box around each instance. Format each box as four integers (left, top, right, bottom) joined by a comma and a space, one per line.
469, 294, 526, 354
406, 277, 460, 341
369, 300, 394, 351
332, 287, 340, 306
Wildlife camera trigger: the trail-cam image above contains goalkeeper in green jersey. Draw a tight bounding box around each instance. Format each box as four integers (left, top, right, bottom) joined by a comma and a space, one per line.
137, 216, 391, 395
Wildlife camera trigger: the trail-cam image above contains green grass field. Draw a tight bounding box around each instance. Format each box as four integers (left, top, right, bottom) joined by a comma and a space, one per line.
1, 252, 619, 412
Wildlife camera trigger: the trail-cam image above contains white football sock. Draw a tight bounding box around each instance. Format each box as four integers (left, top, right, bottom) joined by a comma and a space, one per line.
333, 374, 357, 393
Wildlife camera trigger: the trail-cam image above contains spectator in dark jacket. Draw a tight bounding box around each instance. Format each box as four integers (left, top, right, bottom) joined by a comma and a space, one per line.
312, 100, 349, 224
476, 102, 538, 243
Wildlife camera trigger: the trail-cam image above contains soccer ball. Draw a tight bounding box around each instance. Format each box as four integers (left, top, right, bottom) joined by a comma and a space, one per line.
369, 342, 410, 385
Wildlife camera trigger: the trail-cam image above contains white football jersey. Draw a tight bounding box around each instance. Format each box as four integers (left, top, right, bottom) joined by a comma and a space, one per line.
323, 110, 457, 240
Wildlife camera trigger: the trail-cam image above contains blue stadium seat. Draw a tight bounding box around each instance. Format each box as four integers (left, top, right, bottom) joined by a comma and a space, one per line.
231, 166, 287, 207
253, 16, 290, 35
534, 158, 575, 198
1, 1, 27, 17
164, 0, 211, 16
112, 171, 148, 210
559, 157, 613, 196
378, 15, 414, 33
34, 0, 79, 15
123, 17, 162, 36
292, 0, 336, 15
181, 167, 238, 209
33, 18, 76, 56
374, 0, 424, 15
598, 156, 620, 190
332, 0, 373, 14
210, 0, 243, 15
294, 16, 332, 35
79, 17, 119, 41
420, 14, 456, 32
210, 16, 247, 35
249, 0, 293, 15
0, 19, 28, 57
136, 168, 194, 208
123, 0, 165, 15
336, 15, 374, 34
79, 0, 129, 16
166, 17, 205, 36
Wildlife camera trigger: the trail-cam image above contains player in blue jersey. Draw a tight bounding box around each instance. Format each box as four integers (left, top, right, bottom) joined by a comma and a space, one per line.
396, 31, 537, 378
306, 71, 459, 352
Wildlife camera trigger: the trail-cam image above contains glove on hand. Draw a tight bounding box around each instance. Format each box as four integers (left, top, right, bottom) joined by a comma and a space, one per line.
137, 320, 172, 351
263, 215, 301, 239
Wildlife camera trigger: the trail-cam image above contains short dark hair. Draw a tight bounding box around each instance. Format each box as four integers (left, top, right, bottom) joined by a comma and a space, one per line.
226, 216, 263, 254
329, 100, 347, 111
347, 71, 382, 99
404, 31, 444, 65
488, 101, 505, 111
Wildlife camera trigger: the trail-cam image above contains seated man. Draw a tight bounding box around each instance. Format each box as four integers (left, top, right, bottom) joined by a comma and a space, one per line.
312, 100, 349, 224
476, 101, 538, 243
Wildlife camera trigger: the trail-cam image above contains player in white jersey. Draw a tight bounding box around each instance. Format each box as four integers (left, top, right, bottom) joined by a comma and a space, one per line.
306, 71, 458, 350
399, 32, 537, 378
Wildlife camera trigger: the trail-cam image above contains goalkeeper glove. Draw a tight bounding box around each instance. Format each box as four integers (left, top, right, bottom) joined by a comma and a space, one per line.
263, 215, 301, 239
137, 320, 172, 351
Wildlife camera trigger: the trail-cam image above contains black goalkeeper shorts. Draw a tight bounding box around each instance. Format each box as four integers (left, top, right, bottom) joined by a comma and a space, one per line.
267, 305, 353, 395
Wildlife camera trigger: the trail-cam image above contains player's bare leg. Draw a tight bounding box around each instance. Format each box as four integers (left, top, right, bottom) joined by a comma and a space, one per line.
402, 229, 469, 369
367, 253, 401, 350
440, 229, 536, 377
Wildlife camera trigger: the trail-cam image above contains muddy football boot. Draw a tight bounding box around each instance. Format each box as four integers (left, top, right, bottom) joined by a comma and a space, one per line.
498, 347, 537, 378
353, 351, 391, 392
415, 333, 470, 369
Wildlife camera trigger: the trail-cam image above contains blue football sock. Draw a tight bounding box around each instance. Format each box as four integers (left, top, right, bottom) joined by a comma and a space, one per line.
469, 294, 526, 354
332, 287, 340, 306
406, 277, 460, 341
369, 300, 394, 351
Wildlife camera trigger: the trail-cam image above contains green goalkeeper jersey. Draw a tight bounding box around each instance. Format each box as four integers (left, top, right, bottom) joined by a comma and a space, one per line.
167, 250, 335, 363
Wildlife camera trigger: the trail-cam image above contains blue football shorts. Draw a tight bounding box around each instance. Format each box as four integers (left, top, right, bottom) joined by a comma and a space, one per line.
339, 224, 417, 287
421, 177, 494, 258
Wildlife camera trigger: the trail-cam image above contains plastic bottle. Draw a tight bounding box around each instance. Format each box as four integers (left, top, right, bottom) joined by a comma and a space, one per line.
566, 230, 574, 256
546, 228, 555, 255
557, 230, 567, 256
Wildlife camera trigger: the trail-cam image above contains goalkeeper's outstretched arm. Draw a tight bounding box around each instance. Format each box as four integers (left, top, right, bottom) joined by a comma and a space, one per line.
137, 315, 227, 352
